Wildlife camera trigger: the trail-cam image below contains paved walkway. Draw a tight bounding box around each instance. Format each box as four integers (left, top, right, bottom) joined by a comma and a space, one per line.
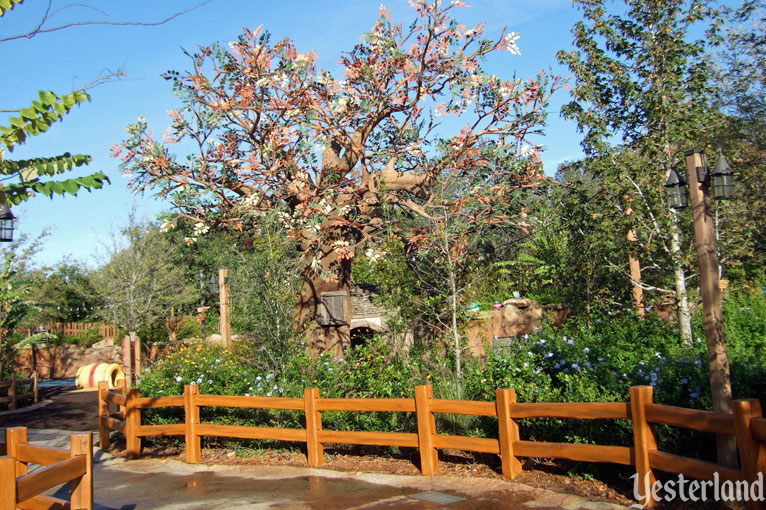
10, 429, 628, 510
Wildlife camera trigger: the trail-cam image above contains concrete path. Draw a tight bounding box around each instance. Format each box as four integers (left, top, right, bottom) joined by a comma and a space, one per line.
19, 429, 629, 510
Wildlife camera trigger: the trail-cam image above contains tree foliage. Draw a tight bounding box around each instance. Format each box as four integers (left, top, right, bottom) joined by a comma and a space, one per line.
0, 90, 110, 204
90, 216, 197, 337
116, 0, 561, 349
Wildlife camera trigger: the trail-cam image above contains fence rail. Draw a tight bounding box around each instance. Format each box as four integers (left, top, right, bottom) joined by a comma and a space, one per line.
0, 427, 93, 510
26, 322, 118, 339
0, 372, 38, 410
98, 382, 766, 510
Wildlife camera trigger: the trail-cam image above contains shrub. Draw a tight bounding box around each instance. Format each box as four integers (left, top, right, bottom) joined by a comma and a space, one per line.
74, 327, 102, 347
176, 318, 202, 340
137, 291, 766, 463
137, 323, 169, 344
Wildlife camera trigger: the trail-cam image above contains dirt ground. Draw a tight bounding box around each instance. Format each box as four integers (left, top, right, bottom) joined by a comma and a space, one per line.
3, 386, 745, 509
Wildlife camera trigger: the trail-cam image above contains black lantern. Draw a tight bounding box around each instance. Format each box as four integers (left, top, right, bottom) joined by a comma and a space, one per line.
710, 155, 734, 200
0, 203, 14, 242
664, 166, 689, 209
209, 274, 219, 295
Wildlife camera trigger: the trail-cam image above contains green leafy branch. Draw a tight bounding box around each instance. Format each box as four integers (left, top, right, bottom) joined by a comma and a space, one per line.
0, 0, 23, 18
0, 90, 110, 203
1, 90, 89, 151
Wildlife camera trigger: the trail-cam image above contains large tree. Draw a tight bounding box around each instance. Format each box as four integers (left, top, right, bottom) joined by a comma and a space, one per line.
90, 216, 196, 382
557, 0, 723, 344
557, 0, 735, 465
117, 1, 559, 353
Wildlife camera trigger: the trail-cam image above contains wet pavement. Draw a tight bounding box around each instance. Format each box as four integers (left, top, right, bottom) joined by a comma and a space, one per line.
10, 429, 629, 510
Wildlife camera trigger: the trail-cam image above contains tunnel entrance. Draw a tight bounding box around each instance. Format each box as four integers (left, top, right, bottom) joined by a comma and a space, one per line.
350, 326, 377, 348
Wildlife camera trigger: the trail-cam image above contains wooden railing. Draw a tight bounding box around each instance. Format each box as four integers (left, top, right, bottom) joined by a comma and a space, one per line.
34, 322, 118, 339
0, 427, 93, 510
0, 372, 38, 410
98, 383, 766, 509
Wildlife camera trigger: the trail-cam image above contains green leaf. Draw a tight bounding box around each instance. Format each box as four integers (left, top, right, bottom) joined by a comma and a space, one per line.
63, 180, 80, 195
0, 0, 23, 17
19, 107, 36, 120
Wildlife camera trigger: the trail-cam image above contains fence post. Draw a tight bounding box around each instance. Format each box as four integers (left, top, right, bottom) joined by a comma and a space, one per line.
184, 384, 201, 463
116, 378, 127, 417
125, 388, 141, 459
732, 399, 766, 510
0, 456, 17, 510
6, 427, 28, 478
630, 385, 658, 509
414, 385, 438, 475
8, 374, 15, 411
133, 336, 142, 382
496, 388, 523, 479
304, 388, 324, 466
32, 371, 38, 404
98, 381, 110, 449
69, 433, 93, 510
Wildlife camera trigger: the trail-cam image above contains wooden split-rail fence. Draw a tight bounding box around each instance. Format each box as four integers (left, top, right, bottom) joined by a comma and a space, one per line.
98, 382, 766, 509
0, 372, 38, 410
0, 427, 94, 510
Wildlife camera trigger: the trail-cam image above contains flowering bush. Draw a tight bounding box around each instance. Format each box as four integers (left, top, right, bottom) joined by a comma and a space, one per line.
138, 291, 766, 463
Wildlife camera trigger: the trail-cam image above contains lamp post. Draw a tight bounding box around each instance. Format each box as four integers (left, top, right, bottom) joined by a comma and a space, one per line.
664, 147, 736, 467
0, 203, 15, 242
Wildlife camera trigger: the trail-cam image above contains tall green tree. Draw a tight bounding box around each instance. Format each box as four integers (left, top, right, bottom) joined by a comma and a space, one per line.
557, 0, 735, 465
713, 0, 766, 284
90, 216, 197, 382
558, 0, 722, 344
25, 260, 99, 324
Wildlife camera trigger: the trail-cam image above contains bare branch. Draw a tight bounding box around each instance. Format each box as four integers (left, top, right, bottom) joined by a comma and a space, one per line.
0, 0, 216, 43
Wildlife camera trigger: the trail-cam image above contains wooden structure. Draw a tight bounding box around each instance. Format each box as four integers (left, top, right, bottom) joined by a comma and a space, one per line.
28, 323, 118, 340
0, 427, 93, 510
98, 382, 766, 508
218, 268, 232, 349
0, 372, 37, 410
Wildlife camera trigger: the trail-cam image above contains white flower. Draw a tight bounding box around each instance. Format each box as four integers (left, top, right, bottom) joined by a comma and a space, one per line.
193, 222, 210, 236
175, 376, 182, 383
184, 237, 197, 246
503, 32, 522, 55
365, 247, 384, 264
160, 219, 175, 233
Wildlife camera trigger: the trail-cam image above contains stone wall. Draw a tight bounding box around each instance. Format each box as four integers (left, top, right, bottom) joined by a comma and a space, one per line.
14, 341, 123, 379
464, 299, 571, 357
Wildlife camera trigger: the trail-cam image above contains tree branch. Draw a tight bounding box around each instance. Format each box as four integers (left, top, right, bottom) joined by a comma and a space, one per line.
0, 0, 215, 43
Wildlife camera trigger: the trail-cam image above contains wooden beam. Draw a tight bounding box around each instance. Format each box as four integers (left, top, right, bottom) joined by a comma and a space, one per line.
414, 385, 438, 475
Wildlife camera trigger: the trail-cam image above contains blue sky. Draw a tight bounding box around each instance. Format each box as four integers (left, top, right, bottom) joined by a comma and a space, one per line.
1, 0, 584, 269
